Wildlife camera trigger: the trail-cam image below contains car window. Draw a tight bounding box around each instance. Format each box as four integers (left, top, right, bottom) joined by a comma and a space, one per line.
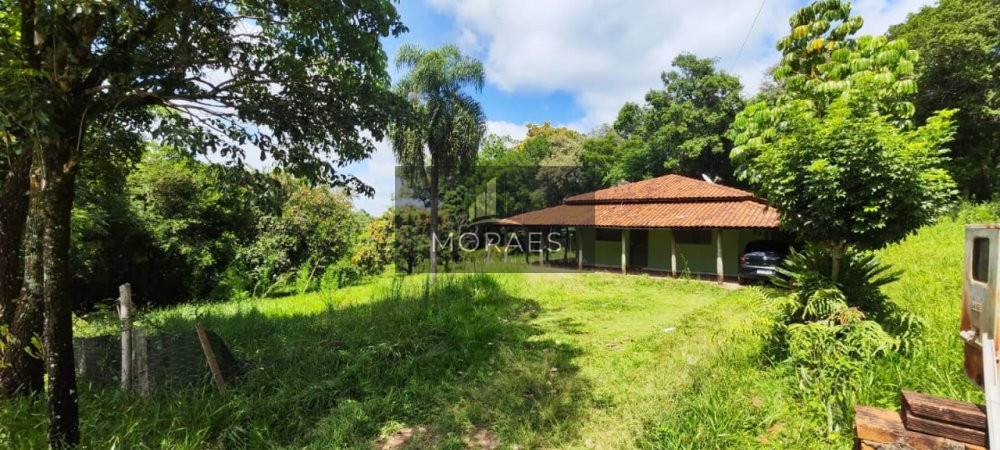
744, 241, 789, 254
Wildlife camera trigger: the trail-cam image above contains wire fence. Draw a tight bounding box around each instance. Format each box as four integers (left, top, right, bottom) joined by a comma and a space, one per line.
73, 327, 241, 395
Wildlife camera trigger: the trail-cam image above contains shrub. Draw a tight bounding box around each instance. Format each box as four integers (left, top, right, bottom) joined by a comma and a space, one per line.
320, 260, 364, 291
294, 258, 321, 295
763, 245, 924, 432
774, 246, 923, 350
351, 214, 393, 277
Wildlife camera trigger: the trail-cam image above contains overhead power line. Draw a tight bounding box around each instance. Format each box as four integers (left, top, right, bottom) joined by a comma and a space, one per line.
731, 0, 767, 72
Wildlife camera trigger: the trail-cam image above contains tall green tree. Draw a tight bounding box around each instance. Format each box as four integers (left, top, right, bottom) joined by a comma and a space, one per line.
519, 123, 587, 207
389, 44, 486, 280
611, 53, 744, 183
728, 0, 956, 281
0, 1, 404, 445
579, 125, 624, 191
393, 206, 430, 274
889, 0, 1000, 199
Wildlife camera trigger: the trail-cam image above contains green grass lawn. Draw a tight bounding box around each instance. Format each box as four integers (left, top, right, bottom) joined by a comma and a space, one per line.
6, 206, 986, 449
1, 268, 756, 449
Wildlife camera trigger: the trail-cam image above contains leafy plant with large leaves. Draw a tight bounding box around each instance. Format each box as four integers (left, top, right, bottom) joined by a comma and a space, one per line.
756, 246, 920, 434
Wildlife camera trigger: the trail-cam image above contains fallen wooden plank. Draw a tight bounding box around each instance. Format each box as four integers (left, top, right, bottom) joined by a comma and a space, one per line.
196, 323, 226, 393
854, 405, 985, 450
901, 390, 987, 430
903, 402, 987, 447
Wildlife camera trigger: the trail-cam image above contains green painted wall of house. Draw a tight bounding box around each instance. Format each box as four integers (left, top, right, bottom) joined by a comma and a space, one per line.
594, 234, 622, 267
580, 227, 777, 276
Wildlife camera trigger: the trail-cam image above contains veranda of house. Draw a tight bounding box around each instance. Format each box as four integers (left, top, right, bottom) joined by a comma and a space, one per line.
500, 174, 785, 281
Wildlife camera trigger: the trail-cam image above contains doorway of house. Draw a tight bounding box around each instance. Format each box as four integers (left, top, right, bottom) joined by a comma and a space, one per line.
629, 229, 648, 268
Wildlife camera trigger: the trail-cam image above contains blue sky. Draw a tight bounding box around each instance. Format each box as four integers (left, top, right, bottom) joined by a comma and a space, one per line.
347, 0, 935, 214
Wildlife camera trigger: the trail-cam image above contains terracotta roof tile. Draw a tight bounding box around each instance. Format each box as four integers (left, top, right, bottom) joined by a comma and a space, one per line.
500, 174, 779, 229
498, 200, 780, 229
564, 174, 754, 204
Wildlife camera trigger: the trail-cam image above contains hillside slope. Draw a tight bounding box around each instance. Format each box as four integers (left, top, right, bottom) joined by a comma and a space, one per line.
647, 208, 994, 448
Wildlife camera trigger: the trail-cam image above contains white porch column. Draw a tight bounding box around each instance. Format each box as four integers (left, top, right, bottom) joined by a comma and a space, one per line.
563, 227, 569, 261
715, 229, 724, 284
577, 229, 583, 270
670, 230, 677, 277
540, 228, 547, 266
621, 229, 629, 274
524, 231, 530, 265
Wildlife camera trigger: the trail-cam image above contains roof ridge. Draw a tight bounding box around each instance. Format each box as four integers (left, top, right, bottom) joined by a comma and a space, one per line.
498, 198, 779, 229
563, 173, 756, 204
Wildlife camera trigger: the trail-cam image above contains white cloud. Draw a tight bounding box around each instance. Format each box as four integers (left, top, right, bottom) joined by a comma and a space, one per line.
345, 138, 397, 215
852, 0, 931, 36
456, 27, 484, 53
486, 120, 527, 140
429, 0, 934, 129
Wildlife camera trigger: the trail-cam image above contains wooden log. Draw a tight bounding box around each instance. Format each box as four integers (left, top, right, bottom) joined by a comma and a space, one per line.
196, 323, 227, 393
901, 390, 987, 430
854, 405, 985, 450
903, 403, 986, 447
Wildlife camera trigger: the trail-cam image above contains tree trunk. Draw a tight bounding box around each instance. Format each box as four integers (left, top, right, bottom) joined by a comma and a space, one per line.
830, 243, 845, 283
0, 164, 45, 395
0, 148, 31, 324
0, 148, 38, 396
429, 164, 439, 282
40, 134, 81, 448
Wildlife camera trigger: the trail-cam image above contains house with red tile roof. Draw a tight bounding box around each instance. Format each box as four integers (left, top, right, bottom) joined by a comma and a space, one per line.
498, 174, 783, 282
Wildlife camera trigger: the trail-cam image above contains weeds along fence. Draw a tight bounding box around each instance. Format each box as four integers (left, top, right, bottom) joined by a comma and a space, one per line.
73, 284, 241, 397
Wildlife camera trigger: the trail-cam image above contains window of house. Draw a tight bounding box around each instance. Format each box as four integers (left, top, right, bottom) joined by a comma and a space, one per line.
674, 229, 712, 245
595, 228, 622, 241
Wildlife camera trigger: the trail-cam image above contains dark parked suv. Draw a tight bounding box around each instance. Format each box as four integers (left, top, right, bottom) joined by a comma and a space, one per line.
738, 240, 790, 284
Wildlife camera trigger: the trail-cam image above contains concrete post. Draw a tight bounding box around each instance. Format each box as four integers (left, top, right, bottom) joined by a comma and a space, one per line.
577, 229, 583, 270
671, 231, 677, 278
621, 229, 628, 274
716, 229, 724, 284
524, 231, 530, 265
563, 227, 569, 261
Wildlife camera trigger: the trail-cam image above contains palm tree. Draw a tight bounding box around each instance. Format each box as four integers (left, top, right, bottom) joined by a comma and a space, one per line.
390, 44, 486, 280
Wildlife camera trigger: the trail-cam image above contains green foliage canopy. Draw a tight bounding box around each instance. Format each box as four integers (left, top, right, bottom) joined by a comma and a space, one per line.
610, 53, 744, 183
889, 0, 1000, 199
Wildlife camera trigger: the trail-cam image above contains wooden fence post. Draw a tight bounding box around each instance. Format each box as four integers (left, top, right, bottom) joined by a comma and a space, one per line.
132, 328, 150, 398
118, 283, 134, 392
118, 283, 150, 398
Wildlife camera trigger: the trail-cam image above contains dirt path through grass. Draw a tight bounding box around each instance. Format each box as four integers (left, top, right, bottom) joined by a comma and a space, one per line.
505, 273, 755, 448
